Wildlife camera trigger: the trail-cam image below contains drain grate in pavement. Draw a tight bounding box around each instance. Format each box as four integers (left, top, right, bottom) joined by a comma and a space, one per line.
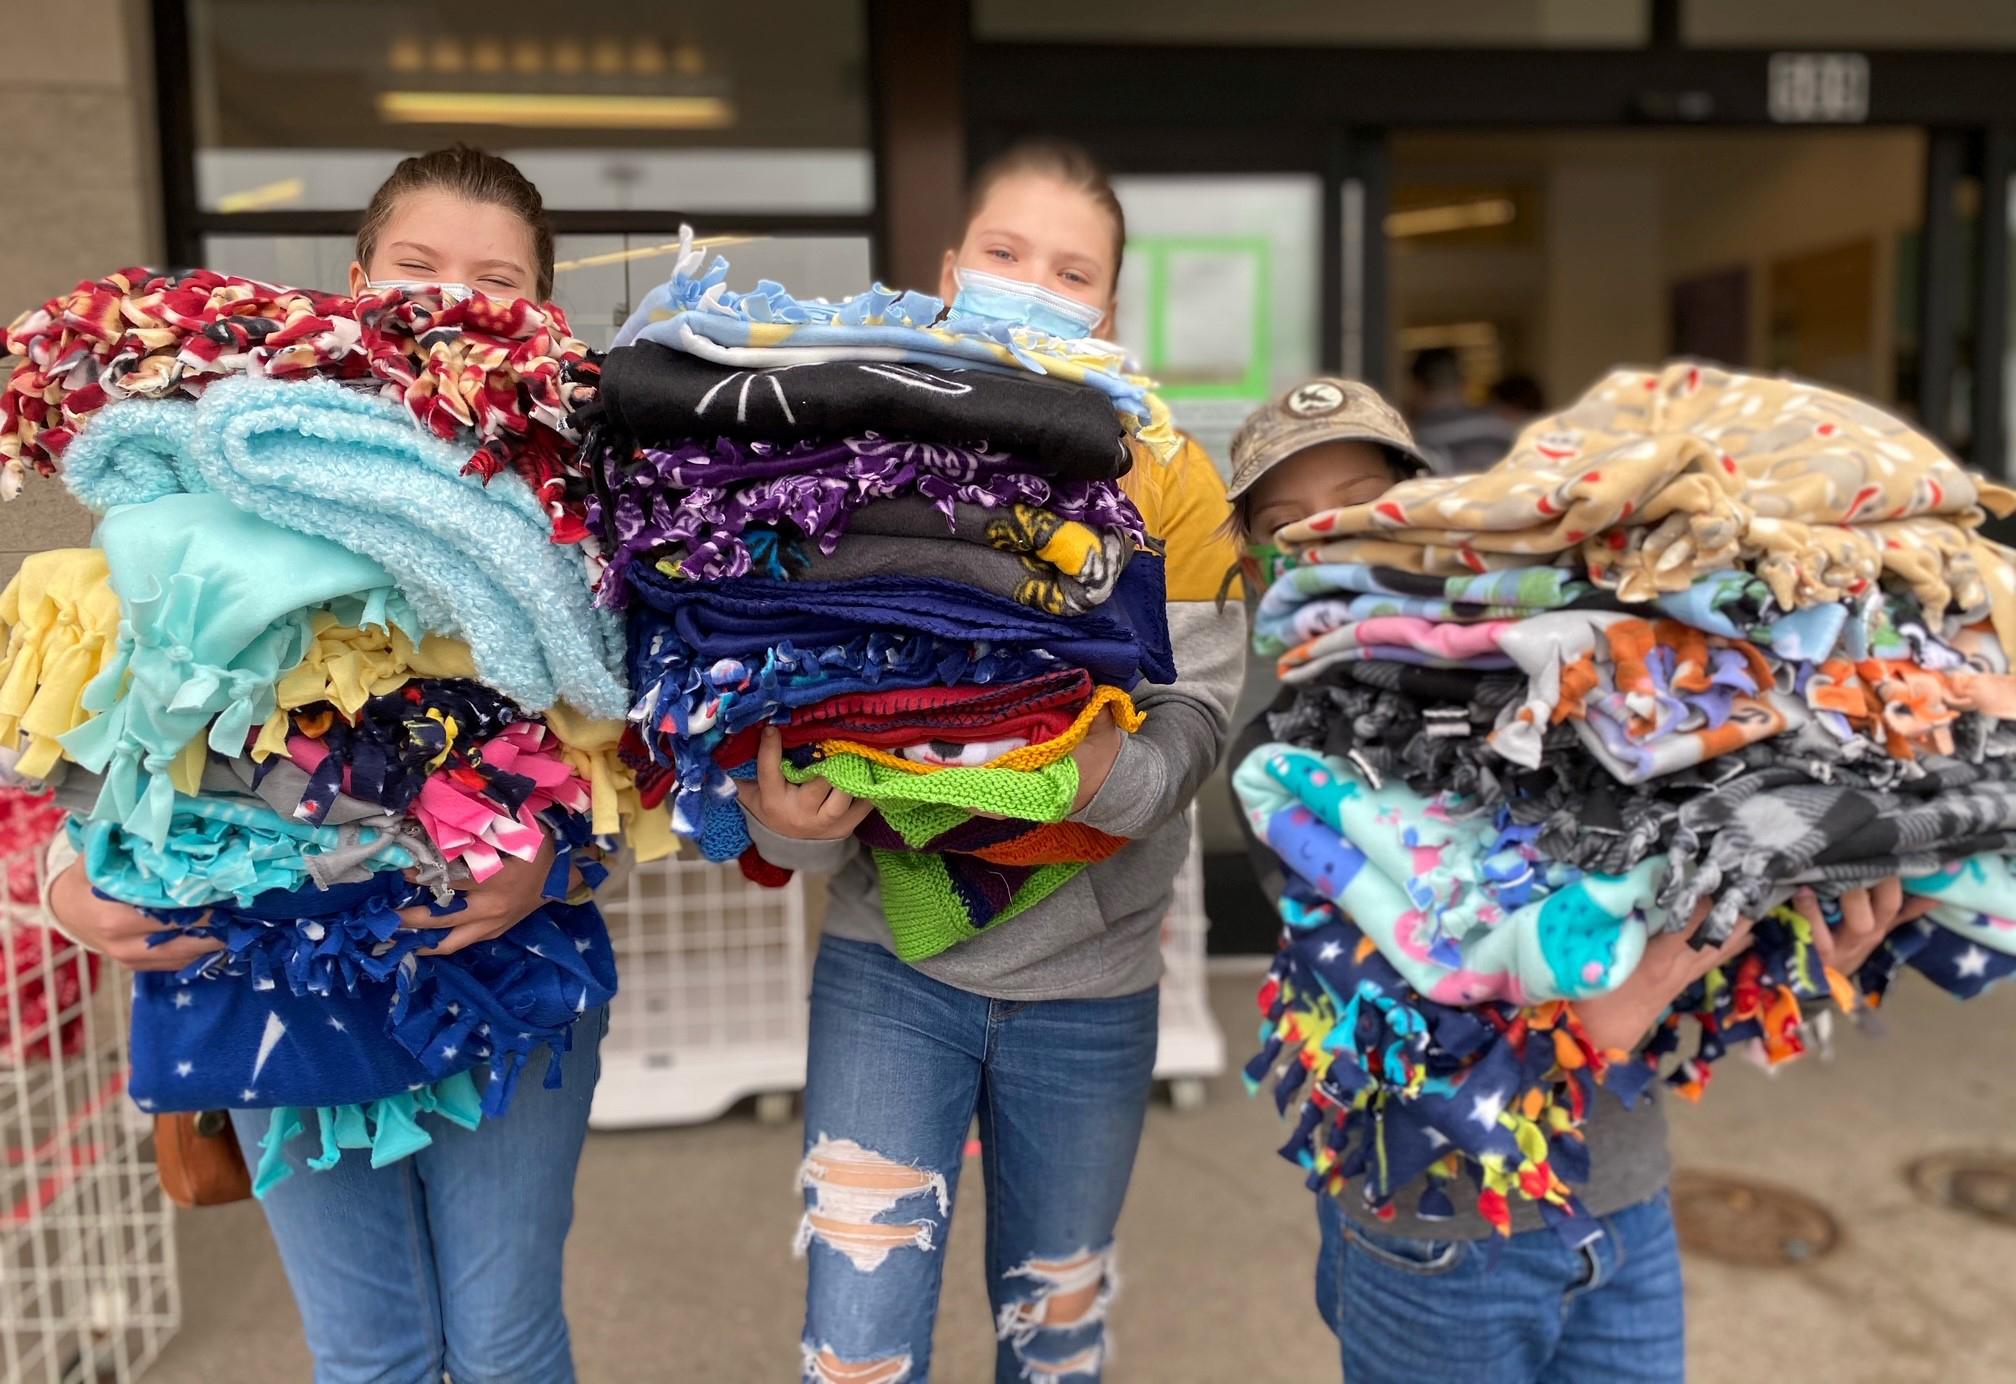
1906, 1152, 2016, 1228
1671, 1170, 1840, 1266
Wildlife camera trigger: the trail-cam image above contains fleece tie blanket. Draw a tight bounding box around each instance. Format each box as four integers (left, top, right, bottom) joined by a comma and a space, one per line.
70, 770, 426, 910
713, 669, 1096, 770
1859, 917, 2016, 1004
1247, 878, 1645, 1236
587, 342, 1135, 480
2, 269, 594, 542
0, 546, 124, 780
254, 610, 479, 755
607, 230, 1175, 461
1234, 742, 1659, 1004
1491, 612, 1811, 785
592, 433, 1145, 595
827, 496, 1131, 612
1253, 564, 1598, 657
59, 378, 628, 717
784, 533, 1119, 617
1274, 364, 2016, 650
1249, 873, 2010, 1235
614, 434, 1145, 528
127, 869, 615, 1191
625, 560, 1175, 692
1661, 761, 2016, 943
259, 676, 522, 824
54, 493, 409, 848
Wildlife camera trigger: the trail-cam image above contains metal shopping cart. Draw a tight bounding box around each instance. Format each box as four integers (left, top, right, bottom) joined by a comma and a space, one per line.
1, 798, 179, 1384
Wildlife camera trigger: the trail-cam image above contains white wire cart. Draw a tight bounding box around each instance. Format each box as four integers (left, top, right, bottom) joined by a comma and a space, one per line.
590, 818, 1225, 1129
2, 821, 180, 1383
1153, 818, 1227, 1109
590, 852, 811, 1129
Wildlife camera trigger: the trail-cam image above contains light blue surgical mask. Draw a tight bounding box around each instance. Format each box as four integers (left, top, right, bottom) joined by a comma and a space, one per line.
950, 266, 1106, 340
365, 278, 479, 303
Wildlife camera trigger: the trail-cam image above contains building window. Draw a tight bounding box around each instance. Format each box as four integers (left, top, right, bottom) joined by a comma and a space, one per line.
164, 0, 873, 344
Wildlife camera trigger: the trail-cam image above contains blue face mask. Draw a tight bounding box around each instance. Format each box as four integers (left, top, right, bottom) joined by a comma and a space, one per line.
950, 267, 1106, 340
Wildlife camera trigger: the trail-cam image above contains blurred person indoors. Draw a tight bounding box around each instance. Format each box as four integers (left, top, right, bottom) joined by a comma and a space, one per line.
1406, 345, 1520, 475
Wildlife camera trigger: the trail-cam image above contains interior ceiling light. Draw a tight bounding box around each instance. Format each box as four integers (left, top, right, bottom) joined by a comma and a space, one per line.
216, 177, 305, 214
429, 37, 465, 74
377, 91, 734, 130
470, 39, 507, 76
1385, 198, 1517, 239
632, 39, 667, 77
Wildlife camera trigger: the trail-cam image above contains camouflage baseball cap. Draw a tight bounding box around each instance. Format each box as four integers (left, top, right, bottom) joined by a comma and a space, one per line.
1227, 377, 1430, 500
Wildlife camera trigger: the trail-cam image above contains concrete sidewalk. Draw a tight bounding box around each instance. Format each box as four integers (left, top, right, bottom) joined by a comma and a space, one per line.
152, 972, 2016, 1382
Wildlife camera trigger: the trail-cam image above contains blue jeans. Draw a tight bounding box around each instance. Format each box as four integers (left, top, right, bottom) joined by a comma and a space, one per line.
229, 1008, 607, 1384
1316, 1189, 1684, 1384
800, 936, 1158, 1384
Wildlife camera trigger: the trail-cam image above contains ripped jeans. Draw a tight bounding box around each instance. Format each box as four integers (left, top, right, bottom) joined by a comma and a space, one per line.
799, 936, 1158, 1384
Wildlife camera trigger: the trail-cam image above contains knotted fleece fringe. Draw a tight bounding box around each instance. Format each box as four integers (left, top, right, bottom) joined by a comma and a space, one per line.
134, 858, 613, 1124
1248, 893, 1893, 1241
55, 490, 409, 848
252, 1069, 486, 1195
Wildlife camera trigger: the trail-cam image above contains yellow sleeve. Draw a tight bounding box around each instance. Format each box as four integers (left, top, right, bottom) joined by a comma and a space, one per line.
1120, 434, 1242, 602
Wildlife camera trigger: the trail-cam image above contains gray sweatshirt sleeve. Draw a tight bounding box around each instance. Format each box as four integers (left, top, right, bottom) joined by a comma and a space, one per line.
1070, 599, 1247, 839
744, 813, 860, 875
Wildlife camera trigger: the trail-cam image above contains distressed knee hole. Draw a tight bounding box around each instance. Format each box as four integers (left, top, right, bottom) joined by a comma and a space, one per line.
803, 1344, 913, 1384
997, 1246, 1115, 1334
795, 1135, 950, 1273
1020, 1344, 1105, 1380
997, 1243, 1118, 1379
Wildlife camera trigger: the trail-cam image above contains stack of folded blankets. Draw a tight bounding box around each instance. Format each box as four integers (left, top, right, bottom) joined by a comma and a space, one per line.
1239, 363, 2016, 1237
0, 269, 669, 1189
565, 234, 1179, 962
